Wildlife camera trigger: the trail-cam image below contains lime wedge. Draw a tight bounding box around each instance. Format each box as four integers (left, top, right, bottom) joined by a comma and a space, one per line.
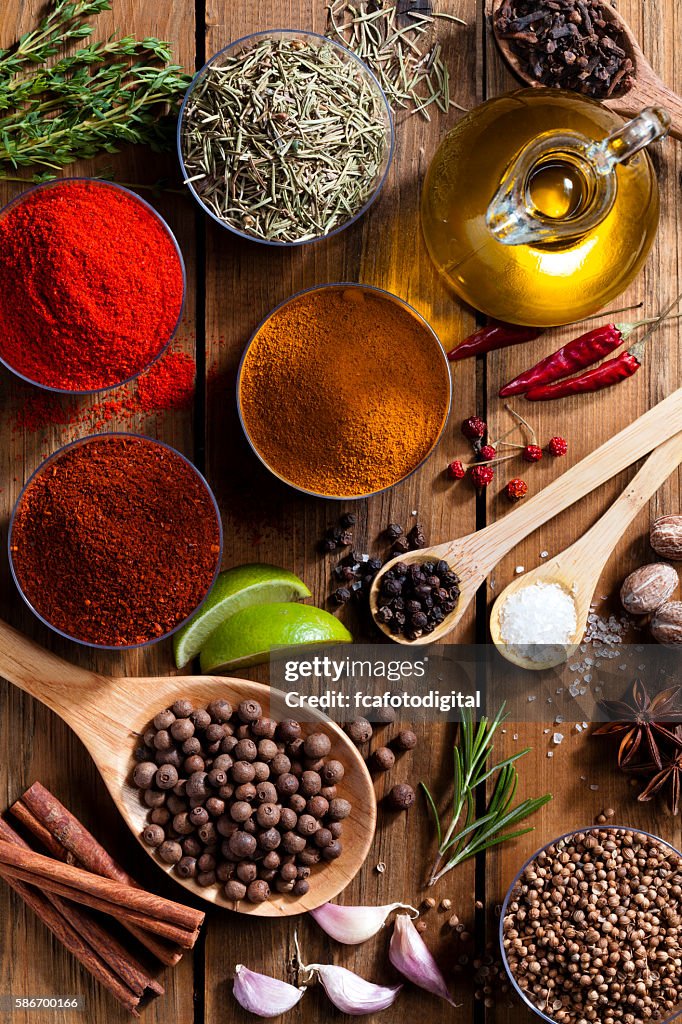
174, 565, 311, 668
199, 602, 352, 672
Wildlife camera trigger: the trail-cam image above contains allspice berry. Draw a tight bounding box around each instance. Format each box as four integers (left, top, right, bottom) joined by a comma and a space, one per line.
238, 699, 262, 723
321, 760, 345, 785
225, 880, 247, 901
142, 824, 165, 847
372, 747, 396, 772
388, 783, 415, 811
228, 831, 257, 860
394, 730, 418, 752
133, 761, 158, 788
207, 699, 232, 722
158, 840, 183, 864
277, 719, 301, 743
346, 718, 373, 744
292, 879, 309, 897
246, 879, 270, 903
304, 733, 332, 758
328, 798, 351, 821
155, 765, 179, 790
171, 698, 194, 719
176, 856, 197, 878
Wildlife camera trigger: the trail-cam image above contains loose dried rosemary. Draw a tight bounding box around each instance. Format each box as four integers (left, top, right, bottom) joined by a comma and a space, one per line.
326, 0, 467, 120
180, 36, 390, 243
0, 0, 189, 184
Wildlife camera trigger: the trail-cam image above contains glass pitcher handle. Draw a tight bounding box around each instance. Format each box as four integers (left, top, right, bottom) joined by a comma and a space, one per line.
588, 107, 671, 174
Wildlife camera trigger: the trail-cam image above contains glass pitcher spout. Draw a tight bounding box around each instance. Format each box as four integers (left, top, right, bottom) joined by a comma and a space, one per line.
486, 107, 670, 247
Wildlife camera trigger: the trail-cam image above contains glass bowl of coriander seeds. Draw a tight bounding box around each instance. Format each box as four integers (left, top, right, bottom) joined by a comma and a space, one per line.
500, 826, 682, 1024
177, 30, 394, 245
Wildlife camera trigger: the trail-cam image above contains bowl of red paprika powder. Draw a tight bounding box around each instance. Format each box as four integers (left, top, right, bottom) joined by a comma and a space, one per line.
8, 434, 223, 649
0, 178, 186, 393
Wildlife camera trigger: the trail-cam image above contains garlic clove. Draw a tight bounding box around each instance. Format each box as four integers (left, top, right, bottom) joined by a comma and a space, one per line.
232, 964, 305, 1018
389, 913, 456, 1005
314, 964, 402, 1015
310, 902, 419, 944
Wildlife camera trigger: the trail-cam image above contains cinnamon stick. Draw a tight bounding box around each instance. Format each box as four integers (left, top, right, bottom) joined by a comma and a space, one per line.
0, 819, 143, 1015
0, 814, 163, 998
10, 800, 74, 862
0, 839, 203, 930
0, 863, 200, 948
19, 783, 183, 966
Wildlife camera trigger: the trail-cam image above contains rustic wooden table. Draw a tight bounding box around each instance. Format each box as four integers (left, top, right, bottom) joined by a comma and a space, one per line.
0, 1, 680, 1023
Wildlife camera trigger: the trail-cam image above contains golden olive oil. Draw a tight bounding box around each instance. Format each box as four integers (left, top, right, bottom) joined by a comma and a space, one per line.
421, 90, 660, 326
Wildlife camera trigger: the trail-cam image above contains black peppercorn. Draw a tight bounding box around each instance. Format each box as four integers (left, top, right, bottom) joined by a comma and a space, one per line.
333, 587, 352, 605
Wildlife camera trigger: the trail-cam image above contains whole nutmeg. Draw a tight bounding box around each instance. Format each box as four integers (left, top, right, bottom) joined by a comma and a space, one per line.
650, 514, 682, 560
372, 746, 396, 772
388, 783, 415, 811
620, 563, 678, 615
346, 718, 373, 744
651, 600, 682, 646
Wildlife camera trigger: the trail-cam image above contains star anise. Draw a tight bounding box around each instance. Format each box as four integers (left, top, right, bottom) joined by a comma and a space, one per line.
593, 678, 682, 770
636, 727, 682, 816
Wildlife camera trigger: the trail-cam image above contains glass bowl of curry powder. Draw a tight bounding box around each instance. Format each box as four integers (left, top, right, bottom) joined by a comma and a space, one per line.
237, 283, 452, 500
9, 434, 223, 648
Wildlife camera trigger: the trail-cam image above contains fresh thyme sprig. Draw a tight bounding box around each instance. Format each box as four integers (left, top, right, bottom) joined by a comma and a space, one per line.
421, 705, 552, 886
0, 0, 190, 182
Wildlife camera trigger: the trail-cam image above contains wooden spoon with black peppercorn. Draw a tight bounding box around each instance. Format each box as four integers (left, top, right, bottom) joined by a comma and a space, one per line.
0, 630, 376, 917
490, 0, 682, 140
369, 388, 682, 644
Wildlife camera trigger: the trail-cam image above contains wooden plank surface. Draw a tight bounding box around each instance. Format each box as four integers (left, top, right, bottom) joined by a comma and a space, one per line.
0, 1, 680, 1023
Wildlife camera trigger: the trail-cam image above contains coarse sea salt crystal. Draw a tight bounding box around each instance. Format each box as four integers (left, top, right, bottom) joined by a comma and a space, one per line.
498, 582, 577, 664
553, 733, 564, 745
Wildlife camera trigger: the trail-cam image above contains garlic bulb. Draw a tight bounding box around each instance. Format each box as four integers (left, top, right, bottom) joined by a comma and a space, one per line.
232, 965, 305, 1018
312, 964, 402, 1015
389, 913, 456, 1005
310, 902, 419, 944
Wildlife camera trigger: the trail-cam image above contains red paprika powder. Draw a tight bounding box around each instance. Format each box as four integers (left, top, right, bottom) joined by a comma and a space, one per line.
0, 179, 184, 392
10, 436, 221, 647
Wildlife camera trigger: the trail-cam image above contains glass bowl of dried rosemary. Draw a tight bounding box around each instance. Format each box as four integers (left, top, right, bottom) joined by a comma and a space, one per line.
177, 30, 394, 246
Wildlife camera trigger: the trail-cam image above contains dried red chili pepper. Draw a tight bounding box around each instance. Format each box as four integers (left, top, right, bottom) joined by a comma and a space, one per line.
525, 347, 643, 400
0, 180, 184, 391
447, 322, 542, 361
525, 291, 682, 401
448, 304, 641, 362
500, 315, 682, 397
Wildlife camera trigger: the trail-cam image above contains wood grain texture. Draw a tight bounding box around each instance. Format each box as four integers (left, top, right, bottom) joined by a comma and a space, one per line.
0, 0, 680, 1023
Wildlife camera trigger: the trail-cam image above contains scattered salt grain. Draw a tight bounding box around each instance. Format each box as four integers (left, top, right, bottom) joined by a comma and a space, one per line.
553, 733, 564, 745
515, 566, 525, 574
540, 551, 548, 558
547, 751, 554, 758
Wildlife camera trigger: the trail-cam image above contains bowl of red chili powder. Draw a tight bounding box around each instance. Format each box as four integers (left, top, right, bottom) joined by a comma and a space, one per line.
9, 435, 222, 648
0, 178, 185, 393
237, 284, 452, 499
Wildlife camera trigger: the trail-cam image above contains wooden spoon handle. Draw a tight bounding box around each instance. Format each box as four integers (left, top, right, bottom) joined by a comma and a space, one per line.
605, 75, 682, 143
0, 619, 105, 713
463, 388, 682, 571
567, 430, 682, 568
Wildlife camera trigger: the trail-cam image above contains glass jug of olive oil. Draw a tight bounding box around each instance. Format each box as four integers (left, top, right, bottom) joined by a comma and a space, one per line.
421, 90, 670, 326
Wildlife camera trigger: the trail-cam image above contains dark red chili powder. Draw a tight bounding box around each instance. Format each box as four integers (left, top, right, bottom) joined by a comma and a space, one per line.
0, 180, 184, 391
10, 436, 221, 646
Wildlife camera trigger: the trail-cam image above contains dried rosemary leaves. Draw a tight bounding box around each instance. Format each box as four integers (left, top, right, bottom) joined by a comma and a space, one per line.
326, 1, 467, 120
180, 34, 391, 243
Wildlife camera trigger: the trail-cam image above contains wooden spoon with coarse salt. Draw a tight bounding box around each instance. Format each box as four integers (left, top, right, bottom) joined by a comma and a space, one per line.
489, 429, 682, 670
369, 388, 682, 645
490, 0, 682, 141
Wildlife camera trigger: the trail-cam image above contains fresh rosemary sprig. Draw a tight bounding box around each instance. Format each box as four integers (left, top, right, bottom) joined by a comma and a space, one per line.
0, 0, 190, 183
421, 705, 552, 886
